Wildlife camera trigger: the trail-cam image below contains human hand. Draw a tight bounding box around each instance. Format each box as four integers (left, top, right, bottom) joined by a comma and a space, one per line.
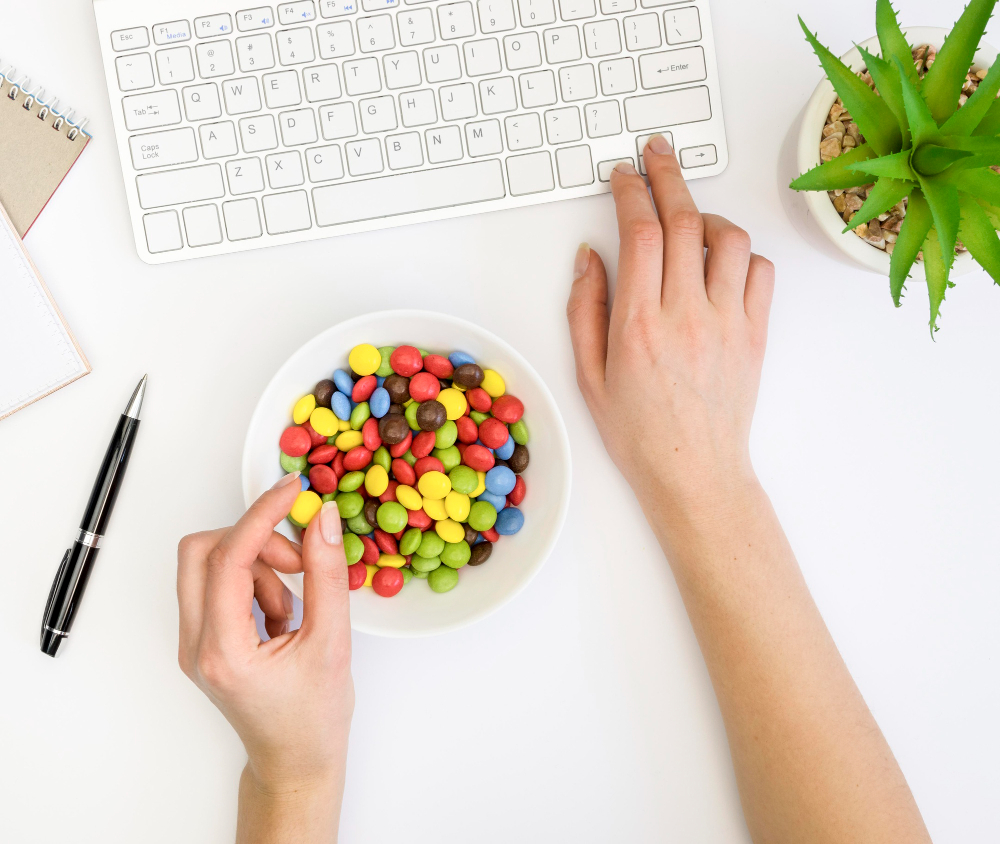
177, 474, 353, 841
567, 136, 775, 520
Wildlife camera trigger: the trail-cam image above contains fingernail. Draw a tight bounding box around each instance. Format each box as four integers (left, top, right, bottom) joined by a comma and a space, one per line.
272, 472, 300, 490
282, 586, 295, 620
573, 243, 591, 279
646, 134, 673, 156
319, 501, 343, 546
613, 161, 637, 176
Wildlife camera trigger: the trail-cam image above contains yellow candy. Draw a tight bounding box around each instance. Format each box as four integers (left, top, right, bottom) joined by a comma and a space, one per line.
480, 369, 506, 398
378, 554, 406, 569
364, 564, 379, 587
365, 465, 389, 496
422, 497, 448, 521
437, 388, 467, 420
471, 471, 487, 498
290, 490, 322, 525
418, 470, 452, 500
338, 419, 352, 432
293, 394, 316, 425
435, 518, 465, 544
349, 344, 382, 377
396, 484, 423, 511
445, 491, 471, 522
335, 430, 364, 451
310, 407, 338, 437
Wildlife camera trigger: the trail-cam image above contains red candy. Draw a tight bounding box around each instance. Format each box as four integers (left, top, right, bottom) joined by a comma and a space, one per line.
508, 475, 526, 506
422, 354, 454, 378
279, 426, 311, 457
392, 458, 416, 486
374, 529, 398, 555
414, 455, 445, 478
407, 508, 432, 529
408, 372, 441, 402
344, 446, 373, 471
482, 527, 500, 542
463, 444, 495, 472
352, 375, 377, 402
332, 450, 345, 479
361, 535, 380, 564
389, 431, 412, 458
303, 420, 328, 447
348, 562, 367, 590
411, 430, 437, 459
491, 395, 524, 423
372, 567, 404, 597
467, 388, 492, 413
379, 480, 399, 503
308, 444, 338, 464
478, 417, 509, 449
390, 345, 423, 377
308, 464, 338, 494
456, 416, 479, 444
362, 417, 382, 451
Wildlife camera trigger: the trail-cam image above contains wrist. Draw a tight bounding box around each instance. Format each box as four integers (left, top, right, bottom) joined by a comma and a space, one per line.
237, 763, 343, 844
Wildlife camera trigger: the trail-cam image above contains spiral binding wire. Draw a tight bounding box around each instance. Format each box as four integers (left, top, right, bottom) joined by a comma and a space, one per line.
0, 59, 89, 141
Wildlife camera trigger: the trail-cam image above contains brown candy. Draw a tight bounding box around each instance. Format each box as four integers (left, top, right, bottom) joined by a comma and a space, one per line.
509, 444, 529, 473
363, 498, 380, 529
468, 542, 493, 566
452, 363, 485, 388
313, 379, 335, 409
464, 523, 479, 545
493, 458, 509, 469
383, 374, 410, 404
388, 403, 404, 416
379, 414, 410, 445
416, 400, 447, 431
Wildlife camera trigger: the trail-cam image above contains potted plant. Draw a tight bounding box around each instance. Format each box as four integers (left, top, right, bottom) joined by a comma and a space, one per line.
791, 0, 1000, 332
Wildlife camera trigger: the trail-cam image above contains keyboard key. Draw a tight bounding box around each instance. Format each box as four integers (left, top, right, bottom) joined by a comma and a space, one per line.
623, 84, 711, 131
153, 20, 192, 44
639, 0, 677, 6
345, 138, 385, 174
319, 101, 359, 138
503, 32, 542, 70
556, 144, 593, 186
237, 7, 277, 30
266, 150, 306, 187
386, 131, 424, 168
280, 107, 320, 143
558, 0, 595, 21
136, 163, 226, 208
425, 125, 464, 161
357, 15, 395, 52
680, 143, 717, 168
122, 90, 182, 131
306, 144, 346, 180
279, 2, 318, 24
440, 82, 478, 120
143, 211, 183, 253
183, 204, 224, 246
544, 105, 582, 143
639, 46, 705, 89
584, 19, 620, 56
478, 0, 516, 32
585, 99, 622, 137
304, 64, 344, 101
424, 45, 462, 82
438, 3, 477, 39
317, 21, 356, 57
479, 76, 517, 114
518, 69, 556, 107
635, 130, 671, 173
240, 114, 280, 150
223, 198, 264, 239
517, 0, 556, 26
112, 27, 150, 52
465, 118, 503, 155
506, 150, 553, 195
400, 89, 438, 126
343, 57, 382, 93
195, 14, 234, 37
597, 156, 632, 180
364, 0, 400, 9
664, 6, 700, 44
237, 34, 277, 70
313, 159, 505, 225
277, 27, 317, 64
542, 26, 582, 63
183, 83, 223, 120
319, 0, 359, 16
623, 13, 660, 50
504, 112, 542, 149
600, 0, 635, 10
116, 54, 155, 91
129, 127, 198, 169
398, 9, 436, 46
227, 157, 267, 193
264, 70, 304, 107
263, 190, 313, 232
156, 46, 195, 83
464, 39, 502, 76
558, 63, 596, 101
196, 40, 236, 77
359, 95, 399, 132
224, 77, 263, 114
598, 56, 635, 94
384, 51, 422, 88
199, 121, 240, 158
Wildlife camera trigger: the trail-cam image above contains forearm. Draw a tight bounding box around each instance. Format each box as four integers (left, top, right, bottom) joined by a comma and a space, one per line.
236, 764, 344, 844
643, 475, 930, 844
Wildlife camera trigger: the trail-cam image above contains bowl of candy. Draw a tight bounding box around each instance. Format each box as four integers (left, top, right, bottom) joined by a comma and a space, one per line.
242, 310, 572, 637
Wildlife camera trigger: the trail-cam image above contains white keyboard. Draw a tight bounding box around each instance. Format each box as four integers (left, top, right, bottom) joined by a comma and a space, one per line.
94, 0, 728, 264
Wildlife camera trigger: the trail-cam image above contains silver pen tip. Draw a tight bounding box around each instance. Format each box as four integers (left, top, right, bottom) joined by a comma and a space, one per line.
124, 375, 147, 419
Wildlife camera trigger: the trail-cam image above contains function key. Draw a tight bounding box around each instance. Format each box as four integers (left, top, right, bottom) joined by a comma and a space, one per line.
195, 14, 234, 37
111, 27, 150, 52
278, 1, 318, 23
237, 6, 276, 29
153, 20, 192, 44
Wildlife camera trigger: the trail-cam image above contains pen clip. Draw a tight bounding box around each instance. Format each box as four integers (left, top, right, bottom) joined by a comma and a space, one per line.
44, 549, 71, 623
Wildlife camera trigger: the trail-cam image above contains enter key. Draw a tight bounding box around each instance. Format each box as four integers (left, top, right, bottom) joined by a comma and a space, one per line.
638, 46, 706, 89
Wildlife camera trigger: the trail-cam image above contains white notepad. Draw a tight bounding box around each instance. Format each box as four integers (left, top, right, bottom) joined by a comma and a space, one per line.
0, 200, 89, 420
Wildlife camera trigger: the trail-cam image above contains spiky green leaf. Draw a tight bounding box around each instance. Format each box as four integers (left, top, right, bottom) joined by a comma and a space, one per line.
790, 143, 878, 191
911, 144, 974, 174
958, 193, 1000, 283
890, 190, 933, 304
977, 199, 1000, 228
922, 0, 998, 124
953, 167, 1000, 205
973, 98, 1000, 135
927, 137, 1000, 173
919, 175, 961, 268
849, 150, 916, 180
841, 177, 914, 232
894, 56, 941, 147
942, 57, 1000, 135
922, 228, 951, 333
799, 17, 902, 155
875, 0, 920, 86
857, 45, 910, 148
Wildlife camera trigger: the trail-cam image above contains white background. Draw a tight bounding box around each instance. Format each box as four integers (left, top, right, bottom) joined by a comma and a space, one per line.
2, 0, 998, 840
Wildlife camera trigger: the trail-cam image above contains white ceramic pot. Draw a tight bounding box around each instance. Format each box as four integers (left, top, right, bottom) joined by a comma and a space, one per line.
796, 27, 996, 277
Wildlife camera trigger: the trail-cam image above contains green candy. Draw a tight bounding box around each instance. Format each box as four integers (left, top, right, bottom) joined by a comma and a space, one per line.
410, 554, 441, 572
377, 501, 408, 533
335, 491, 364, 519
417, 348, 430, 357
350, 401, 370, 430
411, 568, 430, 579
470, 410, 489, 425
280, 452, 308, 473
399, 527, 423, 556
404, 401, 421, 431
434, 420, 458, 449
441, 540, 471, 569
373, 446, 391, 472
347, 512, 373, 535
417, 531, 445, 558
287, 514, 308, 529
509, 419, 529, 445
339, 471, 365, 492
400, 567, 414, 585
376, 346, 396, 377
449, 465, 478, 495
433, 445, 461, 473
321, 492, 337, 503
343, 533, 364, 564
468, 500, 498, 531
401, 449, 416, 467
428, 565, 459, 593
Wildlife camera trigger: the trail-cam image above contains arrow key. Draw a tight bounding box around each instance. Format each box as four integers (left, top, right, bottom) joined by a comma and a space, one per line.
679, 144, 717, 169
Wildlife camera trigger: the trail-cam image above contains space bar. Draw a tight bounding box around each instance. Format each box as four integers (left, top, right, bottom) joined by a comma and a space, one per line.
312, 160, 506, 227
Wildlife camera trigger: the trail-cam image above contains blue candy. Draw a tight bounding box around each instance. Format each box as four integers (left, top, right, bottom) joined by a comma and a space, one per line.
300, 474, 311, 491
331, 391, 351, 421
495, 433, 515, 460
485, 465, 516, 496
333, 369, 354, 395
477, 490, 507, 511
449, 351, 476, 367
376, 375, 386, 388
495, 507, 524, 536
369, 387, 391, 418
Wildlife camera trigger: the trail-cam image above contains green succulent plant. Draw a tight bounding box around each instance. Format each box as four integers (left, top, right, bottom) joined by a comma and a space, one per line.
791, 0, 1000, 333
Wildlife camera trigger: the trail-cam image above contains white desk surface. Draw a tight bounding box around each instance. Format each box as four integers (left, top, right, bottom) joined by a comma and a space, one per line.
2, 0, 998, 840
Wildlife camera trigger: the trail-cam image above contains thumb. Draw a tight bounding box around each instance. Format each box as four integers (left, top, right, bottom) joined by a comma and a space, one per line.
566, 243, 609, 407
298, 501, 351, 647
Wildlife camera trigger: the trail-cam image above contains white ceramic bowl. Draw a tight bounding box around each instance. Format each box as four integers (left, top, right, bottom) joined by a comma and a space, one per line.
242, 310, 572, 638
796, 27, 995, 277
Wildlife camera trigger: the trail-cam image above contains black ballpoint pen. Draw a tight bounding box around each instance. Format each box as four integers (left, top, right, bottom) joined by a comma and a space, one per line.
40, 376, 147, 657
